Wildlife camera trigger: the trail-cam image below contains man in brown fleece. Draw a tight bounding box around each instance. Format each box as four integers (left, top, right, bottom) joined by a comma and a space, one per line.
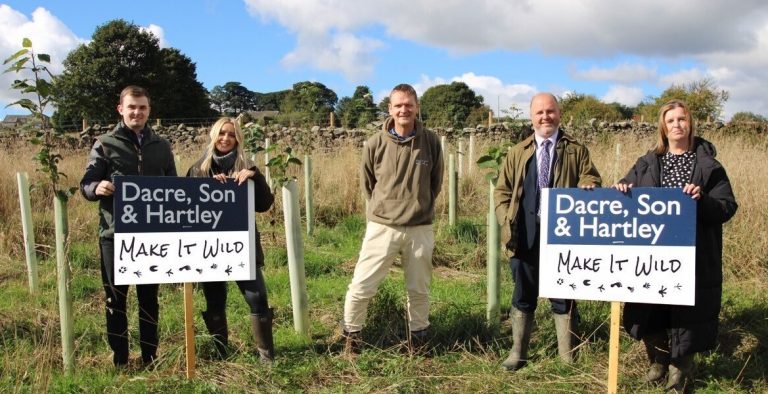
340, 83, 443, 355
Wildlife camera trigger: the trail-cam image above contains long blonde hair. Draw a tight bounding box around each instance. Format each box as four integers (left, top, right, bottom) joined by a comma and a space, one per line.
199, 117, 249, 175
654, 100, 695, 155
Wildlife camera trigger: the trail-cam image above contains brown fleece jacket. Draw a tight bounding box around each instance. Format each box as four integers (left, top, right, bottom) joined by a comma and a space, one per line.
361, 117, 443, 226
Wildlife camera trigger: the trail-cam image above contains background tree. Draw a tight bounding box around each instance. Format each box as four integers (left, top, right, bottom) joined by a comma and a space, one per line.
559, 93, 624, 124
465, 104, 493, 128
420, 82, 484, 129
208, 81, 256, 116
608, 102, 634, 120
637, 78, 729, 122
53, 19, 211, 127
209, 85, 227, 114
254, 90, 290, 111
280, 81, 338, 125
730, 111, 766, 123
154, 48, 215, 120
378, 96, 390, 118
336, 85, 378, 128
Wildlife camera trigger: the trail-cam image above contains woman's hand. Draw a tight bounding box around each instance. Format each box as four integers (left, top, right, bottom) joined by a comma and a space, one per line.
682, 183, 702, 200
232, 169, 255, 185
213, 173, 228, 183
613, 182, 632, 194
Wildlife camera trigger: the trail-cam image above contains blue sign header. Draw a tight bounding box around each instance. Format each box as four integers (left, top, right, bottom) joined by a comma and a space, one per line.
544, 187, 696, 246
114, 176, 251, 233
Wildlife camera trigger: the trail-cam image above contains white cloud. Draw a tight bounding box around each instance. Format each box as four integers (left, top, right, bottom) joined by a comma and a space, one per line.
572, 63, 657, 84
244, 0, 768, 60
602, 85, 645, 106
414, 72, 537, 118
693, 23, 768, 119
244, 0, 768, 118
281, 31, 382, 83
658, 68, 708, 88
140, 24, 169, 49
0, 5, 85, 114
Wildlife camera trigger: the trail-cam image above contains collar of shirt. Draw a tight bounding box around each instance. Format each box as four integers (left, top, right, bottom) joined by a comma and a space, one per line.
388, 127, 416, 141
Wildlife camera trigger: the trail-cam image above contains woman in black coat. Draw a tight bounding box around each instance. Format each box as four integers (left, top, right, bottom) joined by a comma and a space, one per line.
614, 100, 737, 390
186, 117, 275, 361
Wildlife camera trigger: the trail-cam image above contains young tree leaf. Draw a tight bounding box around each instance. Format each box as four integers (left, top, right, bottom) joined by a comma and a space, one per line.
3, 49, 29, 65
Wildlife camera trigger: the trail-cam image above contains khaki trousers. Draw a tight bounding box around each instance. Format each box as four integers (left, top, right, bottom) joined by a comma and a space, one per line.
343, 221, 434, 332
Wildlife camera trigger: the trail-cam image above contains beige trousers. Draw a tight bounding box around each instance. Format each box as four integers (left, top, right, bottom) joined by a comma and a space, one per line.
342, 221, 435, 333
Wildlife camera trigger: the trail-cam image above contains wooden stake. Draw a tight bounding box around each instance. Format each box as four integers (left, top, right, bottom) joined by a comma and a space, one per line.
488, 110, 493, 129
304, 155, 314, 236
607, 301, 621, 393
184, 282, 196, 379
448, 154, 457, 226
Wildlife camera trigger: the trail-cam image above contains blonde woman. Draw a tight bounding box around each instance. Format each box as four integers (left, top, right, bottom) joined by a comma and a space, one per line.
614, 100, 737, 390
186, 117, 275, 361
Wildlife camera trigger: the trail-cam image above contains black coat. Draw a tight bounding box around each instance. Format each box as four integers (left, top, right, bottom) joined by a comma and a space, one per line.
186, 154, 274, 267
620, 137, 738, 357
80, 122, 177, 238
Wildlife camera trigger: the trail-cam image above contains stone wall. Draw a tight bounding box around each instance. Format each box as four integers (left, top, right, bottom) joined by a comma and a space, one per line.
1, 118, 763, 152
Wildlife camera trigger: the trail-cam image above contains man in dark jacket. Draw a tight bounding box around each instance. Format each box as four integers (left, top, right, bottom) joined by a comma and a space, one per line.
80, 85, 176, 367
494, 93, 601, 371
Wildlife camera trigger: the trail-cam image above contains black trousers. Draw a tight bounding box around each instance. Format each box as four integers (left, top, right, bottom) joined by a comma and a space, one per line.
201, 266, 270, 317
509, 229, 576, 316
99, 238, 159, 365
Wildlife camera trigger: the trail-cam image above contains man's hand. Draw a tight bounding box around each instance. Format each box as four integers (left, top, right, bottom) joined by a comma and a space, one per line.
96, 180, 115, 196
612, 182, 632, 194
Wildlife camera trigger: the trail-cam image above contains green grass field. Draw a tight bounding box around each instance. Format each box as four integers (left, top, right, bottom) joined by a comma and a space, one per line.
0, 131, 766, 392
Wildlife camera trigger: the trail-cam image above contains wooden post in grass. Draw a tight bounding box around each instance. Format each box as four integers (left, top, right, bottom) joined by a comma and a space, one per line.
304, 154, 314, 236
16, 172, 37, 294
488, 110, 492, 129
54, 195, 74, 372
486, 178, 500, 329
264, 138, 271, 186
608, 302, 621, 393
606, 142, 623, 394
468, 134, 475, 175
457, 138, 464, 178
448, 154, 457, 226
183, 282, 196, 379
613, 143, 622, 184
282, 180, 309, 334
440, 135, 446, 155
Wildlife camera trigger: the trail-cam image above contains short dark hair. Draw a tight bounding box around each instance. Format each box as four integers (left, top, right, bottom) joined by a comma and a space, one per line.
390, 84, 418, 103
119, 85, 150, 105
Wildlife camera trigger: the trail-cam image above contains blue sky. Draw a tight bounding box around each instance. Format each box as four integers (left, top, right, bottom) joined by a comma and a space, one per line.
3, 1, 768, 121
